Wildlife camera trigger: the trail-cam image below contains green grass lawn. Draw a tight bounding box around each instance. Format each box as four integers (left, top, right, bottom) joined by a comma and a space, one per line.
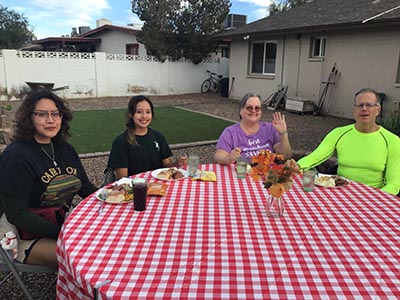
69, 107, 234, 154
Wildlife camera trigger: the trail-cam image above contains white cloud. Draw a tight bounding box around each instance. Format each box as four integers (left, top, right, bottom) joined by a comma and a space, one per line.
27, 0, 111, 37
253, 7, 269, 20
235, 0, 272, 8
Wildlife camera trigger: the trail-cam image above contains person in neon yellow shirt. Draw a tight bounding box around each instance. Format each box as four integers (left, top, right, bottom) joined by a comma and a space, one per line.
297, 88, 400, 196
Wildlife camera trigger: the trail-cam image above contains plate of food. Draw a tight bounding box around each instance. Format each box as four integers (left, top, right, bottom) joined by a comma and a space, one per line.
315, 174, 350, 188
151, 167, 188, 181
96, 178, 134, 204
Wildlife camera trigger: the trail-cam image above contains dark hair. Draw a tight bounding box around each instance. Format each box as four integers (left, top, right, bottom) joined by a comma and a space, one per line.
13, 89, 73, 142
354, 88, 379, 104
238, 92, 261, 119
126, 95, 155, 145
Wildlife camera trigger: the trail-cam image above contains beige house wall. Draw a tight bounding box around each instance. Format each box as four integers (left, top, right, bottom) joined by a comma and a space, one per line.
228, 25, 400, 120
89, 30, 147, 56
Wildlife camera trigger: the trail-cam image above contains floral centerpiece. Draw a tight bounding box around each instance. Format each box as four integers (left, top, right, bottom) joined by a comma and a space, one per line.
250, 150, 300, 217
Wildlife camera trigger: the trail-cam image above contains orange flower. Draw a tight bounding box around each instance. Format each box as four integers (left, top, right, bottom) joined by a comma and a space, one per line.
250, 150, 300, 195
269, 183, 285, 197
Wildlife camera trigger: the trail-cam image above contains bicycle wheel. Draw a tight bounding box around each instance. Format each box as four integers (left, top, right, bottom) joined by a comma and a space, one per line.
201, 79, 211, 93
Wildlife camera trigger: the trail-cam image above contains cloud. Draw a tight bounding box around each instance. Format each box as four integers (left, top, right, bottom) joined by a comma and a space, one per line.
29, 0, 110, 26
253, 8, 269, 20
235, 0, 273, 8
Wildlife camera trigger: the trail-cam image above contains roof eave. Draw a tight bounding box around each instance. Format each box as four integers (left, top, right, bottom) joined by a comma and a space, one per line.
215, 18, 400, 40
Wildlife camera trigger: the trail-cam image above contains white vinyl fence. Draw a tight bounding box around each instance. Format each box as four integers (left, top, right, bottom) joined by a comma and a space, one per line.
0, 50, 229, 100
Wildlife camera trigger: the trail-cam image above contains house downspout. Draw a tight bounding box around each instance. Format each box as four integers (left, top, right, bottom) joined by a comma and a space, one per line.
295, 34, 302, 96
280, 35, 285, 85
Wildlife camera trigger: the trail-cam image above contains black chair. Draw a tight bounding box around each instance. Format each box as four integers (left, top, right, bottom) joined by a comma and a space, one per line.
377, 92, 385, 124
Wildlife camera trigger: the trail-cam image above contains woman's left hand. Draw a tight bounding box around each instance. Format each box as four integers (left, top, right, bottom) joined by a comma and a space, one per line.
272, 112, 287, 134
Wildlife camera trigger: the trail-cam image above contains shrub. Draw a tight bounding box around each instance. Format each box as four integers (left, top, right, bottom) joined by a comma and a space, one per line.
384, 112, 400, 136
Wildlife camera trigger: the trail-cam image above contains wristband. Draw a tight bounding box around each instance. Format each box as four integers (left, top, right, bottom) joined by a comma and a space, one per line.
279, 131, 288, 135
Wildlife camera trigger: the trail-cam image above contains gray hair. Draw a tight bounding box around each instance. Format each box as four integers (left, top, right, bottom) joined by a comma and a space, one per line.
354, 88, 380, 105
239, 92, 262, 118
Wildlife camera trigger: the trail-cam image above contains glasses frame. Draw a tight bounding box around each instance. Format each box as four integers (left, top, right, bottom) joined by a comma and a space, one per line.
353, 103, 379, 109
32, 111, 63, 120
243, 105, 262, 113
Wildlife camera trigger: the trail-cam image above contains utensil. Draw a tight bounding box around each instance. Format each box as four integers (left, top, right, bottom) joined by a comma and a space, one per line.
97, 189, 108, 214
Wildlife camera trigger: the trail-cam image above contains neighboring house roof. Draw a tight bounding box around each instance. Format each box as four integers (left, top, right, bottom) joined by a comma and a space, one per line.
217, 0, 400, 39
31, 37, 101, 44
79, 24, 140, 37
21, 37, 101, 52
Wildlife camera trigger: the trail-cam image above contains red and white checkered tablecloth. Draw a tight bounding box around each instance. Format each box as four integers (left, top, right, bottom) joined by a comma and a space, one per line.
56, 164, 400, 299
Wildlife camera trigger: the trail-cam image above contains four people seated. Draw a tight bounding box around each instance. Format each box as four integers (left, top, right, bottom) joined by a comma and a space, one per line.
1, 87, 398, 267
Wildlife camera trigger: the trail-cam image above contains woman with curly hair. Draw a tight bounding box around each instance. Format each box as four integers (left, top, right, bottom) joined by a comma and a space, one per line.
0, 89, 97, 268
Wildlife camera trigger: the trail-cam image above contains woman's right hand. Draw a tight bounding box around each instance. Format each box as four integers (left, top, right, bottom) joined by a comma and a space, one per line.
230, 147, 241, 163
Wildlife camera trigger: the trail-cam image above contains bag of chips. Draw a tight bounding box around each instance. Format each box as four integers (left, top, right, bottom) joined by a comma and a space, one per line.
147, 182, 168, 196
192, 171, 217, 182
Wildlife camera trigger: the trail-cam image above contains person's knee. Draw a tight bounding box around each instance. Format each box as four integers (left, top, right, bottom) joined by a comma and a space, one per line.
25, 238, 58, 268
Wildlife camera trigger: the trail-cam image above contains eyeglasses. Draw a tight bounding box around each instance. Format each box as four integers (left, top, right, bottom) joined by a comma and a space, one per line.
32, 111, 63, 120
244, 106, 262, 112
354, 103, 379, 109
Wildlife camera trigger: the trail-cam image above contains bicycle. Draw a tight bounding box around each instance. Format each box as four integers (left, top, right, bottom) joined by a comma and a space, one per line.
201, 70, 223, 93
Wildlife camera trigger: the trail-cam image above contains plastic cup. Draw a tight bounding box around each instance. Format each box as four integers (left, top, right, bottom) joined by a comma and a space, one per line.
133, 178, 147, 211
188, 154, 200, 177
236, 157, 248, 179
302, 168, 317, 192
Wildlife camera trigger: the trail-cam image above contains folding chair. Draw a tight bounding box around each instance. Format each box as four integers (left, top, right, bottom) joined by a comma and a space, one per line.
100, 167, 116, 187
0, 246, 57, 300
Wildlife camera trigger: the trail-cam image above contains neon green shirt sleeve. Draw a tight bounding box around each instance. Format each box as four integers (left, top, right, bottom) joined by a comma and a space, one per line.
298, 124, 400, 196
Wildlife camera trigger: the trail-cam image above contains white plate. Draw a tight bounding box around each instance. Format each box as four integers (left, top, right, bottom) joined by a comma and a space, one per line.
315, 173, 350, 188
151, 168, 188, 181
95, 178, 134, 204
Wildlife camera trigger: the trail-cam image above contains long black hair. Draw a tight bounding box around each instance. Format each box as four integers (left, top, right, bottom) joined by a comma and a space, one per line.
126, 95, 155, 145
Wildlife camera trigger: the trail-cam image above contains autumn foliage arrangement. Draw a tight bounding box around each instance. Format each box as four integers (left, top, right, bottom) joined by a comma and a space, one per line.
250, 150, 300, 197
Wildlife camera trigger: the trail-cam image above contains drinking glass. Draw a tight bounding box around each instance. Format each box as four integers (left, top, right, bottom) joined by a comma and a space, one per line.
302, 168, 317, 192
188, 154, 200, 177
133, 178, 147, 211
236, 156, 248, 179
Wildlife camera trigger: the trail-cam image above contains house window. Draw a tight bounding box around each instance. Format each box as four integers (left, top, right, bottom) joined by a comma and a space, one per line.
250, 41, 277, 74
221, 47, 230, 58
126, 44, 139, 55
310, 36, 326, 58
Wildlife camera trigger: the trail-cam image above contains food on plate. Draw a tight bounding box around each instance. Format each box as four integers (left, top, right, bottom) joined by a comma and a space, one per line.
332, 175, 350, 187
157, 167, 185, 180
101, 183, 133, 203
315, 175, 349, 187
147, 182, 168, 196
315, 176, 336, 187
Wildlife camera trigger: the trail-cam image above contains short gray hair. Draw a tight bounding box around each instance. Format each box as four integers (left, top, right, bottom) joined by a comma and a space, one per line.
354, 88, 379, 104
239, 93, 261, 118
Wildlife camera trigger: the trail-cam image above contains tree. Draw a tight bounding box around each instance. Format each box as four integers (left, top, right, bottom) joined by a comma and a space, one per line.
269, 0, 308, 16
0, 5, 34, 49
132, 0, 230, 64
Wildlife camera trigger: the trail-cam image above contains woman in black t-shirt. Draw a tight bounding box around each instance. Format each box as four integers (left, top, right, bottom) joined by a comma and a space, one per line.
107, 95, 185, 179
0, 89, 97, 268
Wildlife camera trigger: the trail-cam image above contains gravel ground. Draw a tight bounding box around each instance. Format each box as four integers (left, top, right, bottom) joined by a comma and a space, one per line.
0, 93, 353, 299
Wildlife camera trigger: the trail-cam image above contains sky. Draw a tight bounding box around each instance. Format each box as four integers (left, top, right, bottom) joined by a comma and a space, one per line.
1, 0, 272, 39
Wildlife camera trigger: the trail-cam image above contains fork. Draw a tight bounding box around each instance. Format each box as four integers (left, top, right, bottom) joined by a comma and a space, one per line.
98, 189, 108, 214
